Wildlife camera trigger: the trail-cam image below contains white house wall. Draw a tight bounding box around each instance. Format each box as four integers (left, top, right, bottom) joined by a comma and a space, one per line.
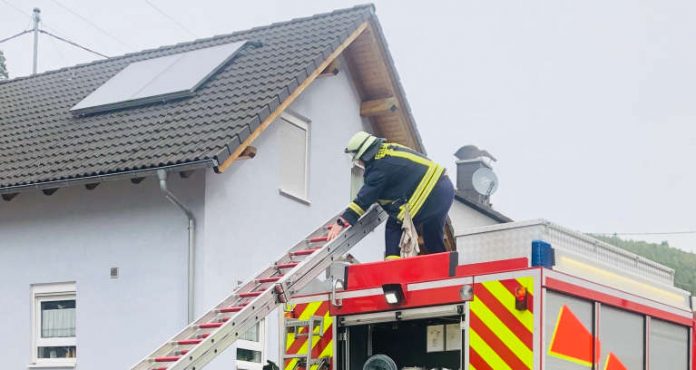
202, 58, 385, 369
449, 202, 500, 233
0, 172, 205, 369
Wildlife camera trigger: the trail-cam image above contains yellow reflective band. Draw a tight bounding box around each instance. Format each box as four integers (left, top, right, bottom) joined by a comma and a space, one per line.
382, 148, 431, 166
409, 165, 444, 217
347, 202, 365, 217
385, 255, 401, 261
398, 163, 443, 221
470, 296, 533, 365
375, 145, 444, 221
482, 280, 534, 332
400, 163, 436, 218
469, 329, 512, 370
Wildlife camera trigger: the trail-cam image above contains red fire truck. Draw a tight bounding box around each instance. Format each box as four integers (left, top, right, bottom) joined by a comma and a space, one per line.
134, 208, 693, 370
282, 219, 693, 370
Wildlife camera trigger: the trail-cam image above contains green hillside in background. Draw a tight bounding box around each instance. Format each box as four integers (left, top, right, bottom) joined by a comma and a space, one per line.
593, 235, 696, 295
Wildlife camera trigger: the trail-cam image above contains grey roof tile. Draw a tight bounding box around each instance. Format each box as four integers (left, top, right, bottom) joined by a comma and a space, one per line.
0, 5, 375, 190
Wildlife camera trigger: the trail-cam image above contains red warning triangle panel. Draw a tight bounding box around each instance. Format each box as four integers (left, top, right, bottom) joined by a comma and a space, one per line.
604, 353, 627, 370
549, 305, 600, 366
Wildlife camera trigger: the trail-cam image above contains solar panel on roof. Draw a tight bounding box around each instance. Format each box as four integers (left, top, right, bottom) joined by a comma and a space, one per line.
71, 41, 248, 115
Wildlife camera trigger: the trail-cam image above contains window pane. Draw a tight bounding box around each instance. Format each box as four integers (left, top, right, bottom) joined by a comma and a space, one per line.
240, 323, 259, 342
38, 346, 76, 359
41, 300, 76, 338
599, 306, 644, 369
279, 120, 307, 197
237, 348, 262, 363
650, 318, 689, 370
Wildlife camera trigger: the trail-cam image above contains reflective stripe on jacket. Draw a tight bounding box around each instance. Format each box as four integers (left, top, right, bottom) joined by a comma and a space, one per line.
341, 143, 445, 225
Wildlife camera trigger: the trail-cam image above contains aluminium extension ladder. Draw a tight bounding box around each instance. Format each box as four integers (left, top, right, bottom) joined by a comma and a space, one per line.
131, 206, 386, 370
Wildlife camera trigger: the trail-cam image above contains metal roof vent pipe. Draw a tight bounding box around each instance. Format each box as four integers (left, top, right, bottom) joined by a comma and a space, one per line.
453, 145, 499, 207
157, 169, 196, 324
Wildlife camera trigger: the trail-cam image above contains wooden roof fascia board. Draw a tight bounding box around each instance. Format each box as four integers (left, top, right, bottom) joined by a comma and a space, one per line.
215, 22, 369, 173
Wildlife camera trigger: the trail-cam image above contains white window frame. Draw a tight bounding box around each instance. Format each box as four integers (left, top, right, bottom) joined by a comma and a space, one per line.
236, 320, 266, 370
278, 112, 311, 205
31, 282, 77, 368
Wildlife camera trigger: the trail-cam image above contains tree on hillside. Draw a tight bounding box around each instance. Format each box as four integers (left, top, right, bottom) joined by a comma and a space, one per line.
0, 50, 7, 80
594, 235, 696, 294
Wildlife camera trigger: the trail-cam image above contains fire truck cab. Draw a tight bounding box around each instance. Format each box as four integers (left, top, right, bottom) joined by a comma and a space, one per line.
283, 220, 694, 370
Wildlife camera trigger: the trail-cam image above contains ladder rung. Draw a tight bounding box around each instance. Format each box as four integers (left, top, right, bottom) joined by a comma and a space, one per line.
284, 354, 308, 359
290, 248, 319, 256
218, 305, 245, 313
256, 276, 282, 283
199, 322, 224, 329
177, 338, 202, 345
130, 207, 386, 370
197, 316, 229, 330
154, 356, 181, 362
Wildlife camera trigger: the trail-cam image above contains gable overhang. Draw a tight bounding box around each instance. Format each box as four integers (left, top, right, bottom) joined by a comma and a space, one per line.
215, 16, 425, 173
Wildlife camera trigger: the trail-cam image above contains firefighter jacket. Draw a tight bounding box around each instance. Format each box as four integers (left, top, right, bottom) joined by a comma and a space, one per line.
341, 143, 445, 225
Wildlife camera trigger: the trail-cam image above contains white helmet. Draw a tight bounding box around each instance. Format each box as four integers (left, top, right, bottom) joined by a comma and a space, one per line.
345, 131, 378, 161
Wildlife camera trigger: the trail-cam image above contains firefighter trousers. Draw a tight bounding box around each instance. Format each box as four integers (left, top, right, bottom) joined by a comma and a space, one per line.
385, 174, 455, 257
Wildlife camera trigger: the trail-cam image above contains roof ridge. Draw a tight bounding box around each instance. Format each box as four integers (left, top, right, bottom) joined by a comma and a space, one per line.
0, 4, 375, 86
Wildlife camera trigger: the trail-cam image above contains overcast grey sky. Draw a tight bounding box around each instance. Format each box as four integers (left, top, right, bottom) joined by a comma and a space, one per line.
2, 0, 696, 251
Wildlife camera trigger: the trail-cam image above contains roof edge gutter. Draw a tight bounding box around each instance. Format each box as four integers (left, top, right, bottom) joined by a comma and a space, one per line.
0, 159, 214, 195
157, 169, 196, 324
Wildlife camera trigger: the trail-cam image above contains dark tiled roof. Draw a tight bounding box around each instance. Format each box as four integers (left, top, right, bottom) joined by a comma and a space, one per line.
454, 191, 513, 223
0, 5, 374, 191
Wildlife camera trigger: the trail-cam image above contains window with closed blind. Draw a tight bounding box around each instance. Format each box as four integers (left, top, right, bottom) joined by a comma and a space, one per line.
278, 113, 310, 204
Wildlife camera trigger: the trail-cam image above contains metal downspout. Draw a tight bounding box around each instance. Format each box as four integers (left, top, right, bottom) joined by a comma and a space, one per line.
157, 169, 196, 323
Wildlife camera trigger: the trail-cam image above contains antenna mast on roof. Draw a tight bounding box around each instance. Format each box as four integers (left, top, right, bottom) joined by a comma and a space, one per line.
32, 8, 41, 75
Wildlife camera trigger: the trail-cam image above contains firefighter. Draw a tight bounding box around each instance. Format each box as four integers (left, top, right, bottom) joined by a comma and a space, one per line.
327, 131, 455, 260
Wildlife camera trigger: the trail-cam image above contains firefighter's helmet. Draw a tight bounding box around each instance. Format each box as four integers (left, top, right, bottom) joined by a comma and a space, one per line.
345, 131, 378, 161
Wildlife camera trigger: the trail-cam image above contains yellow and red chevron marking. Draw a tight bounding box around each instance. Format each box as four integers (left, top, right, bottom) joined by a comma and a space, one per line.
284, 301, 333, 370
469, 277, 535, 370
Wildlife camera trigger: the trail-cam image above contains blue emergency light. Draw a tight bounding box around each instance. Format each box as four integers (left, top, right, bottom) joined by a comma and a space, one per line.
531, 240, 555, 268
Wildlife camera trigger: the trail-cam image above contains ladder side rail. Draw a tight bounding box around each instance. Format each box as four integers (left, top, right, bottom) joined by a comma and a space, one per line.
132, 214, 343, 369
174, 293, 279, 370
281, 207, 386, 296
133, 283, 267, 370
162, 207, 386, 370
